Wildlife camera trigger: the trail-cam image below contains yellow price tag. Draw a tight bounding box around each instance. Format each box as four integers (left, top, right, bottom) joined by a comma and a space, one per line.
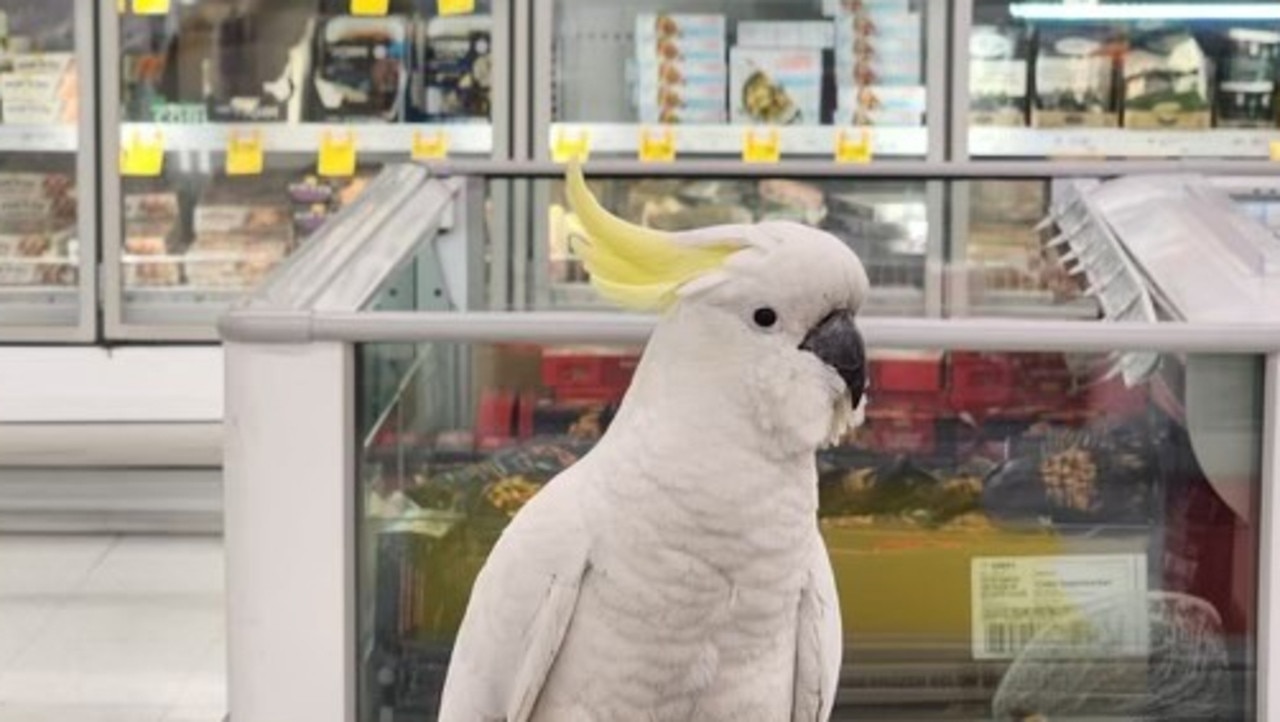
438, 0, 476, 16
350, 0, 389, 15
638, 127, 676, 163
835, 129, 873, 164
552, 129, 591, 164
1270, 140, 1280, 162
226, 131, 264, 176
132, 0, 171, 15
412, 130, 450, 161
117, 0, 126, 13
120, 131, 164, 177
742, 128, 781, 163
318, 131, 357, 177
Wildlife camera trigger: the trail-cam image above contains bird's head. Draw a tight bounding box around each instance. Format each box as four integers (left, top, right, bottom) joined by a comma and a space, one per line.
566, 164, 869, 453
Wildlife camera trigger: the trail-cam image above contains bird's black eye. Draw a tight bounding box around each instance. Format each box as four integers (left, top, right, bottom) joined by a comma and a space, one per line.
752, 307, 778, 329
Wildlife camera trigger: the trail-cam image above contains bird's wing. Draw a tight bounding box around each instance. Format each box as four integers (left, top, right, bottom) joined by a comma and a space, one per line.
793, 535, 844, 722
437, 473, 591, 722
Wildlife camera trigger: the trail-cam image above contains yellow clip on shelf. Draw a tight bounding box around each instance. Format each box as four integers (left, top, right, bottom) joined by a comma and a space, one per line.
438, 0, 477, 16
412, 131, 450, 161
226, 131, 265, 177
742, 128, 780, 164
121, 132, 165, 177
638, 128, 676, 163
836, 129, 874, 165
350, 0, 390, 16
319, 131, 358, 178
552, 130, 591, 164
132, 0, 170, 14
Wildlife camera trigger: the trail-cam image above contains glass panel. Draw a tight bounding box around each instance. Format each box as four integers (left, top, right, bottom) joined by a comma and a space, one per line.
356, 340, 1262, 721
115, 0, 497, 331
550, 0, 932, 159
532, 176, 937, 317
968, 0, 1280, 158
0, 0, 83, 330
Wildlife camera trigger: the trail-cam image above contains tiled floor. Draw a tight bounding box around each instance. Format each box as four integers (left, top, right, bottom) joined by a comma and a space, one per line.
0, 535, 225, 722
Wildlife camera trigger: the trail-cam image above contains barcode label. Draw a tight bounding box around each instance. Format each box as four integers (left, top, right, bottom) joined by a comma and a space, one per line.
971, 554, 1148, 661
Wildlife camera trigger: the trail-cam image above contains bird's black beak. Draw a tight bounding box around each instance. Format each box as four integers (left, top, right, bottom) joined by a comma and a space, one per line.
799, 309, 866, 408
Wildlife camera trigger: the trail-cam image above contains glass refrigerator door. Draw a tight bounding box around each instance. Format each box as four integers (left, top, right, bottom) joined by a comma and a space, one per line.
537, 0, 944, 162
0, 0, 96, 341
356, 338, 1265, 721
963, 0, 1280, 159
101, 0, 506, 340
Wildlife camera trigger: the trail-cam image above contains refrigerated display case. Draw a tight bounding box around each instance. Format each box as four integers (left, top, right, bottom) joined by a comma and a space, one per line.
221, 163, 1280, 722
0, 0, 97, 342
97, 0, 509, 339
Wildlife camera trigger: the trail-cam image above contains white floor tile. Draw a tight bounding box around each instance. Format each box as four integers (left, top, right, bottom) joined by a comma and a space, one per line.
0, 535, 225, 721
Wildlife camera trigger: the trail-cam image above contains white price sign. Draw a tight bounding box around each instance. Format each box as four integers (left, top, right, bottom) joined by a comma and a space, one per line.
971, 554, 1148, 661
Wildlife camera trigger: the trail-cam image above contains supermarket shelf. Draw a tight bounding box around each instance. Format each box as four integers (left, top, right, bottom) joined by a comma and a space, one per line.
971, 127, 1280, 160
0, 125, 77, 153
120, 122, 494, 156
550, 123, 928, 159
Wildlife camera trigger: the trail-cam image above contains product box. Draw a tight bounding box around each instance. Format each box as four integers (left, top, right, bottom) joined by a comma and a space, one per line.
412, 15, 492, 122
737, 21, 835, 50
635, 14, 727, 62
730, 47, 822, 125
837, 85, 926, 126
969, 25, 1029, 127
1032, 28, 1122, 128
1122, 28, 1212, 130
311, 15, 409, 122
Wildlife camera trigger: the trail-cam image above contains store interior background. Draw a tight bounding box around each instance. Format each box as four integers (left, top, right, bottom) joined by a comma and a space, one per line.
0, 0, 1278, 720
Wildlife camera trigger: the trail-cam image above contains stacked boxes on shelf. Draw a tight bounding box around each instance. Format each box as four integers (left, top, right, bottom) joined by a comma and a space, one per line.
833, 0, 926, 127
0, 52, 75, 125
0, 173, 75, 286
184, 180, 295, 290
976, 20, 1280, 129
634, 13, 728, 124
122, 190, 183, 288
730, 23, 826, 125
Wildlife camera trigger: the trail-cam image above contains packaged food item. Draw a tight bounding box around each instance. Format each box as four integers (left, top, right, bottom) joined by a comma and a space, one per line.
635, 14, 727, 63
1216, 81, 1277, 128
1221, 28, 1280, 84
0, 52, 75, 124
1032, 28, 1122, 128
634, 14, 727, 123
737, 21, 835, 50
183, 180, 294, 289
411, 14, 492, 122
1122, 28, 1211, 130
730, 48, 822, 125
836, 85, 926, 126
310, 15, 409, 122
969, 25, 1029, 127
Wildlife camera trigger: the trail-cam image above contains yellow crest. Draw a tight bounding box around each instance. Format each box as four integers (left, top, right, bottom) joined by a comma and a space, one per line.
565, 162, 740, 311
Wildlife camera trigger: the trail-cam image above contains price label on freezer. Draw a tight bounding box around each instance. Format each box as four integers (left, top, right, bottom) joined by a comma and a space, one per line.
835, 129, 873, 164
552, 130, 591, 164
121, 132, 165, 177
350, 0, 389, 15
412, 131, 450, 161
970, 554, 1148, 661
318, 132, 357, 178
742, 128, 780, 163
132, 0, 171, 15
1270, 141, 1280, 162
438, 0, 477, 15
226, 131, 264, 176
638, 128, 676, 163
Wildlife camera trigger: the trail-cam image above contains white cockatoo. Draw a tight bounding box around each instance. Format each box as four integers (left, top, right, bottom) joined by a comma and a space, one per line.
438, 163, 869, 722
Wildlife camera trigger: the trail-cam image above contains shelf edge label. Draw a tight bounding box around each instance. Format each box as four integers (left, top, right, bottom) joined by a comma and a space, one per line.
121, 131, 164, 177
552, 129, 591, 164
318, 131, 358, 178
1270, 140, 1280, 162
132, 0, 170, 14
226, 130, 265, 176
438, 0, 477, 16
350, 0, 390, 16
742, 128, 780, 164
835, 129, 873, 164
412, 130, 450, 161
638, 127, 676, 163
